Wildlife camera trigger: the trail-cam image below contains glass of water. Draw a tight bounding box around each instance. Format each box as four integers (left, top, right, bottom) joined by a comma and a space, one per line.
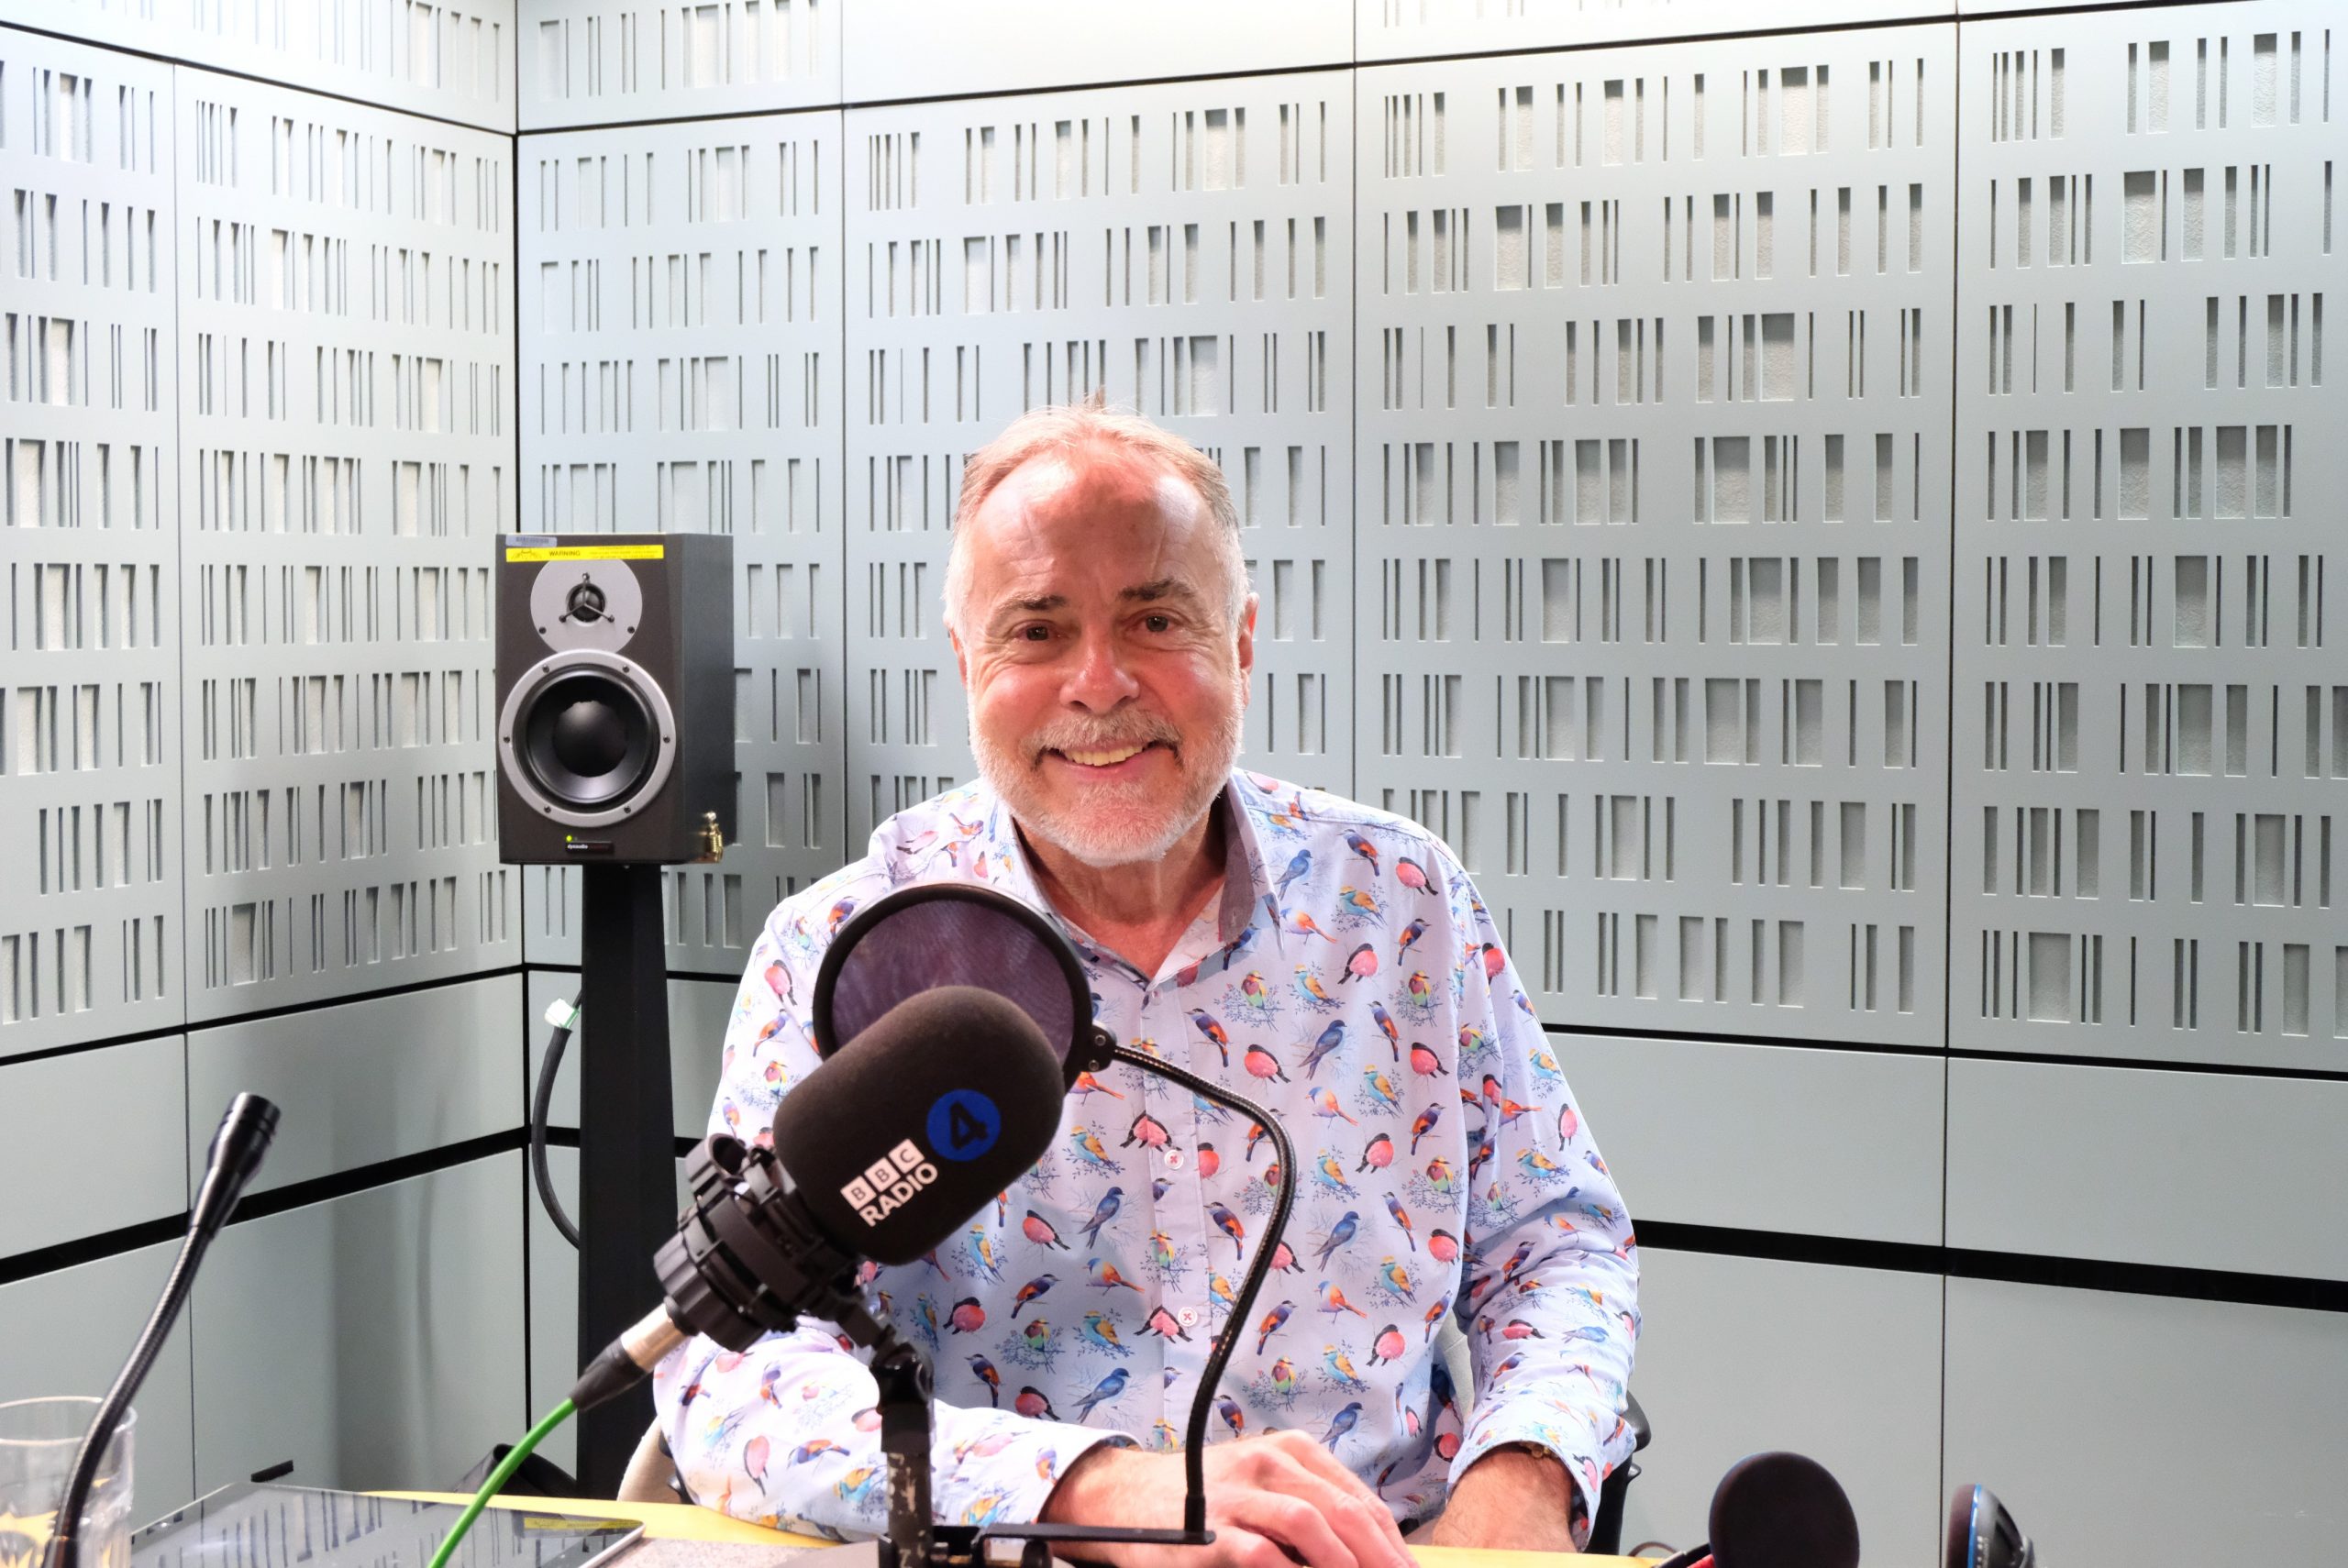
0, 1397, 135, 1568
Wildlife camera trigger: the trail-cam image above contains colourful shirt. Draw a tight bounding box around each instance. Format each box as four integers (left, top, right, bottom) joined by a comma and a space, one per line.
656, 769, 1639, 1546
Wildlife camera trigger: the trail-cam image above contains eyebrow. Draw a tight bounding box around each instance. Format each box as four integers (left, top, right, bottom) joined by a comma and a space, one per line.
983, 579, 1207, 632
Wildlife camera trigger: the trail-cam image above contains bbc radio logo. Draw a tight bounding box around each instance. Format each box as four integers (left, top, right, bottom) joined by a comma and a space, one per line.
840, 1139, 940, 1226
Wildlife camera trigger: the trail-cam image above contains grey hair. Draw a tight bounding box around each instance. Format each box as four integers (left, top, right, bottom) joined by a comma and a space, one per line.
942, 400, 1252, 641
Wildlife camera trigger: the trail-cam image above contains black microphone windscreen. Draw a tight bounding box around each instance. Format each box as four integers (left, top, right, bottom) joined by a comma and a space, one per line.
1710, 1451, 1861, 1568
772, 984, 1065, 1266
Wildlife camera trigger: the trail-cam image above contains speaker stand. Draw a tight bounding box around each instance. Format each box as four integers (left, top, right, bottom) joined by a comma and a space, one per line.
575, 862, 676, 1496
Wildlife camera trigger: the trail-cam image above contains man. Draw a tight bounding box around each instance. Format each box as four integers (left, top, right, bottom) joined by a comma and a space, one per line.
659, 403, 1638, 1564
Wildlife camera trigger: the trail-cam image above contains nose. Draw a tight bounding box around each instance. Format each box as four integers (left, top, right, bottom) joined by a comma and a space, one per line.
1060, 623, 1140, 712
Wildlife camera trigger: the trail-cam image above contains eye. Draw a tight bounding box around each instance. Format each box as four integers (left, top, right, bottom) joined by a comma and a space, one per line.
1141, 613, 1174, 635
1017, 624, 1053, 643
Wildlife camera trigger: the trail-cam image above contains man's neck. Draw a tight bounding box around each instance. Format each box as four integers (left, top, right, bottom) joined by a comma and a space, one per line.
1017, 798, 1229, 980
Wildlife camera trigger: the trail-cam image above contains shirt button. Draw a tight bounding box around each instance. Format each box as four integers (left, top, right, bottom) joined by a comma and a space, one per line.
1163, 1151, 1185, 1169
1177, 1307, 1200, 1328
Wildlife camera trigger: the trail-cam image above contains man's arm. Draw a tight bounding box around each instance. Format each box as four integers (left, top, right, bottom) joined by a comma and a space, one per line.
1434, 864, 1641, 1551
663, 905, 1125, 1534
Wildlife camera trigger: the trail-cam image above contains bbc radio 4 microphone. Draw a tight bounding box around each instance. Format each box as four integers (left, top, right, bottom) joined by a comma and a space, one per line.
1945, 1485, 2037, 1568
1655, 1450, 1862, 1568
570, 984, 1062, 1409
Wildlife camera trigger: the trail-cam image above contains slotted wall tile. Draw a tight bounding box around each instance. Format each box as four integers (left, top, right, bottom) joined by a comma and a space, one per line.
518, 113, 846, 972
1357, 0, 1956, 63
175, 71, 518, 1022
1357, 32, 1955, 1044
519, 0, 837, 131
1951, 3, 2346, 1068
0, 1, 515, 131
844, 79, 1355, 845
841, 2, 1350, 103
0, 29, 182, 1056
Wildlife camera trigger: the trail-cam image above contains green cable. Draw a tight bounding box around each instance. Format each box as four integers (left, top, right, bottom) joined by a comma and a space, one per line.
424, 1399, 580, 1568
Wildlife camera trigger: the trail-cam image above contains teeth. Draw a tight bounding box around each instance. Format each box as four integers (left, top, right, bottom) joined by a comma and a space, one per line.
1064, 744, 1147, 767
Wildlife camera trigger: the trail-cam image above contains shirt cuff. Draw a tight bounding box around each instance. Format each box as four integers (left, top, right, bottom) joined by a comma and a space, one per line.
1451, 1410, 1606, 1551
943, 1416, 1137, 1531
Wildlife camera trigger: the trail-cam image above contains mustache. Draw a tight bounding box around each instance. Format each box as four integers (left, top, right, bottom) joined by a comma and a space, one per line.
1025, 713, 1183, 761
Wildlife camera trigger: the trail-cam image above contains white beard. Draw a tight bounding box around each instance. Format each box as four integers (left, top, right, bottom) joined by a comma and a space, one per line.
970, 675, 1247, 869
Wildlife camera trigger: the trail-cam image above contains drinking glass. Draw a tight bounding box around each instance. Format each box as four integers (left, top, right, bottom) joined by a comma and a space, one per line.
0, 1398, 135, 1568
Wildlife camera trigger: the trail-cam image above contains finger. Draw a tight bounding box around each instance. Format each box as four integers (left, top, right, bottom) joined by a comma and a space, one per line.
1207, 1524, 1304, 1568
1225, 1487, 1357, 1568
1266, 1438, 1412, 1563
1244, 1446, 1406, 1568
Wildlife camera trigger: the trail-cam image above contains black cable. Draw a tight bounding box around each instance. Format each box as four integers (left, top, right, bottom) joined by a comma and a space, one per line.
1105, 1043, 1296, 1538
532, 1001, 582, 1249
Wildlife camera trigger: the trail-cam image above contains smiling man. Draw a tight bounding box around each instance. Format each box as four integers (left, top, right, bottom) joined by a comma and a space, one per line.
659, 403, 1640, 1566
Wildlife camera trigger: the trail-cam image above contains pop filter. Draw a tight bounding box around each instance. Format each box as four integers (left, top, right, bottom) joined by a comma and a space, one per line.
811, 883, 1110, 1088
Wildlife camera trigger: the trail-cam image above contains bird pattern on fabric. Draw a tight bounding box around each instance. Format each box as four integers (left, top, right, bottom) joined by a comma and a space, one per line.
654, 772, 1638, 1549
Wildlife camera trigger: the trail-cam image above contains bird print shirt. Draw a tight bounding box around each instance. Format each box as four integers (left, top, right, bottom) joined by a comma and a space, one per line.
655, 769, 1640, 1547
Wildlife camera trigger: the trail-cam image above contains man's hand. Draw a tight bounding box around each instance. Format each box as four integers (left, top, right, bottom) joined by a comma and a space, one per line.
1039, 1434, 1414, 1568
1422, 1447, 1580, 1554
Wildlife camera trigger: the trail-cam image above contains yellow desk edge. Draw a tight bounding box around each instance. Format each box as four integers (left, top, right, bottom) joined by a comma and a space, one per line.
381, 1494, 1645, 1568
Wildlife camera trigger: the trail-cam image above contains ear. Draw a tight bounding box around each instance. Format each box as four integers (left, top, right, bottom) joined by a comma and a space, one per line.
949, 626, 968, 687
1235, 593, 1259, 693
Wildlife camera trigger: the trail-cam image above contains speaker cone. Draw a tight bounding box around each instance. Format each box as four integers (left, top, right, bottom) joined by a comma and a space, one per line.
521, 669, 657, 808
497, 649, 679, 828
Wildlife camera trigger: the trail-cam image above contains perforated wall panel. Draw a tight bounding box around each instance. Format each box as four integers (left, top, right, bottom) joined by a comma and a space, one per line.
175, 71, 517, 1021
0, 28, 182, 1056
1950, 4, 2344, 1067
0, 1, 514, 131
839, 2, 1350, 103
1357, 0, 1955, 63
842, 78, 1355, 845
518, 113, 844, 972
519, 0, 836, 131
1357, 30, 1955, 1045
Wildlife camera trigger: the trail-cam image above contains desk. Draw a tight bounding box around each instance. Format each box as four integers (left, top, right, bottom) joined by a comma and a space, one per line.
384, 1496, 1645, 1568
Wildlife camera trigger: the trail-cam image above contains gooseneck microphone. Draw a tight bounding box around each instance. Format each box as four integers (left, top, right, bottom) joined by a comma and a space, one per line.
45, 1094, 281, 1568
570, 983, 1067, 1410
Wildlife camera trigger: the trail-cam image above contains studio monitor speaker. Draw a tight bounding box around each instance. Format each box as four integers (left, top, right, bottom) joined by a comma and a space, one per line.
495, 534, 734, 864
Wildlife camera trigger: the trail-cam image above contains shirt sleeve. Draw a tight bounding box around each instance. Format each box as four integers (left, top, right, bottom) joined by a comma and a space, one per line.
1438, 861, 1642, 1548
654, 903, 1131, 1536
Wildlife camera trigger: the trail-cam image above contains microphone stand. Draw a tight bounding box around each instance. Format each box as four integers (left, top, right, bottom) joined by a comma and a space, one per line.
931, 1034, 1298, 1568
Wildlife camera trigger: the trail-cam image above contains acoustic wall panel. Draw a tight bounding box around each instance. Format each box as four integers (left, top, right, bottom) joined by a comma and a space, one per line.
1357, 31, 1955, 1045
1951, 5, 2346, 1068
0, 1241, 198, 1518
843, 78, 1355, 845
1946, 1056, 2348, 1280
1560, 1032, 1944, 1244
184, 973, 522, 1195
191, 1153, 529, 1493
0, 29, 183, 1058
0, 1, 514, 131
1614, 1247, 1946, 1566
841, 2, 1351, 104
1944, 1278, 2348, 1566
518, 113, 846, 973
0, 1034, 185, 1258
519, 0, 837, 131
1357, 0, 1955, 63
174, 71, 518, 1022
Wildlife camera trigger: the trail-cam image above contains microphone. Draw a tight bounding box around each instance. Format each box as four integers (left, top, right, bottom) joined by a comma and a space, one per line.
570, 983, 1065, 1409
45, 1094, 280, 1568
1945, 1485, 2036, 1568
1654, 1450, 1861, 1568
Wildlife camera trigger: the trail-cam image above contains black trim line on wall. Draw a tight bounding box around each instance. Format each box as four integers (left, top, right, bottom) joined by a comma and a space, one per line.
7, 1141, 2342, 1317
1636, 1220, 2348, 1315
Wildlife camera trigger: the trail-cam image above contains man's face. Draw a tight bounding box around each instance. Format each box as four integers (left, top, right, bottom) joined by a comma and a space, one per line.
951, 447, 1255, 869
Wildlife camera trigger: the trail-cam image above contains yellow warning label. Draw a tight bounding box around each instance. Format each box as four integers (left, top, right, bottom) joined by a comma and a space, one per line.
504, 544, 665, 562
